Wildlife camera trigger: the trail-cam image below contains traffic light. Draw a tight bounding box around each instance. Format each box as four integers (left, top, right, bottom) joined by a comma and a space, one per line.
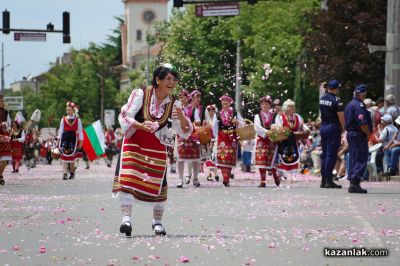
2, 10, 10, 34
63, 12, 70, 35
248, 0, 258, 5
173, 0, 183, 8
62, 11, 70, 43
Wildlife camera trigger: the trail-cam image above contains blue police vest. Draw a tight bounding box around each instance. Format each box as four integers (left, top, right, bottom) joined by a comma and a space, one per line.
319, 92, 344, 124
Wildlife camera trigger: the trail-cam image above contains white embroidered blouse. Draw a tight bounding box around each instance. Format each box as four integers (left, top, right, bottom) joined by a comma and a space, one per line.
254, 111, 274, 138
119, 88, 193, 143
57, 115, 84, 141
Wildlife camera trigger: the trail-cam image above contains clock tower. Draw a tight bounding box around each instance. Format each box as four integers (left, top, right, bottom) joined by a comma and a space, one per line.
121, 0, 169, 67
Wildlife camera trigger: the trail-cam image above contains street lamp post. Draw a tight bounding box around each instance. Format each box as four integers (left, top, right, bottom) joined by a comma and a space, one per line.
1, 43, 11, 95
368, 0, 400, 104
96, 73, 105, 125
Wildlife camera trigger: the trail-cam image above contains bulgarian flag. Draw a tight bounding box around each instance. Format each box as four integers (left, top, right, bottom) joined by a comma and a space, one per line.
82, 120, 106, 161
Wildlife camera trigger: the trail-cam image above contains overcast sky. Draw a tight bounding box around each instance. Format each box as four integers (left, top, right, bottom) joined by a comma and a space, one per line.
1, 0, 162, 87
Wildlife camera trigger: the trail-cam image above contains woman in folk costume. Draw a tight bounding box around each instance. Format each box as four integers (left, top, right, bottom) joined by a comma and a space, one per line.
0, 95, 11, 186
57, 101, 84, 180
204, 104, 219, 181
254, 96, 281, 187
169, 90, 190, 176
10, 121, 26, 173
179, 89, 190, 110
275, 99, 310, 181
112, 64, 192, 237
216, 93, 243, 187
177, 89, 193, 181
176, 89, 203, 188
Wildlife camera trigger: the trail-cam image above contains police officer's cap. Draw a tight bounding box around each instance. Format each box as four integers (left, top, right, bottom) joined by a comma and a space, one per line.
354, 84, 367, 93
327, 79, 340, 89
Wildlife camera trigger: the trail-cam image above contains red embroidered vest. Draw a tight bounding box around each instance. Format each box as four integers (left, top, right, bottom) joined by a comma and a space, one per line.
281, 114, 300, 132
63, 117, 78, 132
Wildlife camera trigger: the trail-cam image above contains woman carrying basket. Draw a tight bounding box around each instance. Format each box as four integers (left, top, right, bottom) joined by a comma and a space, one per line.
275, 99, 310, 182
254, 96, 281, 188
176, 89, 204, 188
216, 93, 243, 187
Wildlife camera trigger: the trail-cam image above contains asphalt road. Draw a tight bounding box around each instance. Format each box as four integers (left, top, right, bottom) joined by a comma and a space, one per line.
0, 161, 399, 265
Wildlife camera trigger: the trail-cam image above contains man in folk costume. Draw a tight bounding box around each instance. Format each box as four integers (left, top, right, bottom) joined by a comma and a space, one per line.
254, 96, 281, 187
275, 99, 310, 182
10, 121, 26, 173
215, 93, 243, 187
112, 64, 192, 237
0, 95, 11, 185
105, 127, 117, 167
176, 89, 203, 188
57, 102, 84, 180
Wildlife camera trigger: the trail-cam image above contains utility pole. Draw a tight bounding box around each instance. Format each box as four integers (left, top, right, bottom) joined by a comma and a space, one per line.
0, 43, 9, 95
368, 0, 400, 103
384, 0, 400, 102
96, 73, 105, 124
235, 39, 242, 115
1, 42, 4, 95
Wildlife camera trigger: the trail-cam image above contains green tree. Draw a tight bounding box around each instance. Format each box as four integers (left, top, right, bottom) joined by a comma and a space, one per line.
160, 1, 317, 118
303, 0, 386, 102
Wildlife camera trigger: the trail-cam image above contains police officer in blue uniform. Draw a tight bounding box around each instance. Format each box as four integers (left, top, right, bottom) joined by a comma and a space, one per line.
319, 80, 345, 189
344, 84, 372, 193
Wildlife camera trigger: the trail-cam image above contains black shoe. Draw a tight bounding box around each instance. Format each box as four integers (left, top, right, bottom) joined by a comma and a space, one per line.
170, 169, 176, 173
176, 180, 183, 188
120, 221, 132, 237
320, 176, 326, 188
62, 174, 68, 180
348, 180, 367, 194
0, 177, 4, 185
107, 163, 111, 168
223, 181, 230, 187
207, 175, 213, 181
85, 165, 90, 169
69, 173, 75, 180
258, 182, 266, 188
230, 174, 234, 179
325, 177, 342, 189
325, 181, 342, 189
193, 179, 200, 187
215, 175, 219, 182
11, 170, 17, 173
152, 223, 166, 236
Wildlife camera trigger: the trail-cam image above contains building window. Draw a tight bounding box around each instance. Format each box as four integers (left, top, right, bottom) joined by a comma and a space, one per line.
136, 30, 142, 41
